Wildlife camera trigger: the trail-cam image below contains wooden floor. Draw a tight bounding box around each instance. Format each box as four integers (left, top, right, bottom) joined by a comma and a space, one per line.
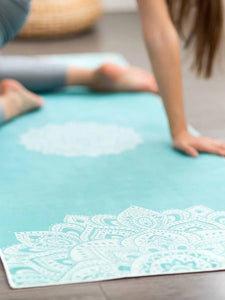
1, 12, 225, 300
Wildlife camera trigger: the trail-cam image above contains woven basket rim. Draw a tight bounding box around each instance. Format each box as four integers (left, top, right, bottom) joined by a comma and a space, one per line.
19, 0, 103, 38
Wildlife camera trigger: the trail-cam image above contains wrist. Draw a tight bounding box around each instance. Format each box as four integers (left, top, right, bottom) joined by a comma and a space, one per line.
172, 129, 190, 141
171, 126, 188, 140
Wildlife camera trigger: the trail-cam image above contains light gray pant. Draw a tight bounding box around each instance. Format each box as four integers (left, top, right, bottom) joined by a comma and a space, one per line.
0, 0, 68, 124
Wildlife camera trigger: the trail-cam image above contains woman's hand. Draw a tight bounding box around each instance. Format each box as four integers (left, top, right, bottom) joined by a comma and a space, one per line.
173, 130, 225, 157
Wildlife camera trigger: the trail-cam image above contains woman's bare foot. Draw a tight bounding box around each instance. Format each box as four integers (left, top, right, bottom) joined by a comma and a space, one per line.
0, 79, 44, 122
91, 62, 159, 93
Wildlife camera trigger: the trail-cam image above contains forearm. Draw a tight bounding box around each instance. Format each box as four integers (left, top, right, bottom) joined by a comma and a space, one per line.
137, 0, 188, 138
145, 27, 187, 138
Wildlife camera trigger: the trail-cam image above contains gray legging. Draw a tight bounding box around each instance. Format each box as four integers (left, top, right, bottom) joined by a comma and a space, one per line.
0, 0, 68, 123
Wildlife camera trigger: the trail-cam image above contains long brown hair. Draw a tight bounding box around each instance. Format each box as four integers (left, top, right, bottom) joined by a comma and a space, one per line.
167, 0, 224, 77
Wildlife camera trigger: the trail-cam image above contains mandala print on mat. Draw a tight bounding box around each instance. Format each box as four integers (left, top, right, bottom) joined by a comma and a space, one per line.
19, 122, 142, 157
3, 205, 225, 288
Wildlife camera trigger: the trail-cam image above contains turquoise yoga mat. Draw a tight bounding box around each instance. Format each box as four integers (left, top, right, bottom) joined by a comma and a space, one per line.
1, 54, 225, 289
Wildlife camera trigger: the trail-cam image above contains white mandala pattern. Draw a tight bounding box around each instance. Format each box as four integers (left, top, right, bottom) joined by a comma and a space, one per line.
3, 205, 225, 288
19, 122, 142, 157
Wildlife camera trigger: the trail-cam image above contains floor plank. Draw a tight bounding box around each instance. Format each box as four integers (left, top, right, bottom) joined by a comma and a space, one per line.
0, 260, 106, 300
100, 272, 225, 300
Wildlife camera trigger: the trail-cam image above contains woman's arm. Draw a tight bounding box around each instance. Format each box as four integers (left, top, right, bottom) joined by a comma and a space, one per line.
137, 0, 225, 157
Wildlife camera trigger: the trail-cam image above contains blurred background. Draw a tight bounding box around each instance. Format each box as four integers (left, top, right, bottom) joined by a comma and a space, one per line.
2, 0, 225, 140
103, 0, 137, 11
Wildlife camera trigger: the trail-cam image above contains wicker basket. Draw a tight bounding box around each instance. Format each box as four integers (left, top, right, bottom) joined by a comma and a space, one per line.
19, 0, 103, 38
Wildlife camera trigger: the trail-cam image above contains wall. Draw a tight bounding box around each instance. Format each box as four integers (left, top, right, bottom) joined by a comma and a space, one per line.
102, 0, 137, 12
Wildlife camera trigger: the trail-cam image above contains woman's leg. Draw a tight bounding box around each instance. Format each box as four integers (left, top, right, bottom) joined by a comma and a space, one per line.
0, 56, 158, 124
0, 57, 159, 124
0, 0, 31, 48
0, 56, 159, 93
0, 56, 67, 93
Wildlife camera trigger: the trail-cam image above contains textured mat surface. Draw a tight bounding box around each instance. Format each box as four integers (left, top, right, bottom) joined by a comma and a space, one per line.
1, 54, 225, 288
